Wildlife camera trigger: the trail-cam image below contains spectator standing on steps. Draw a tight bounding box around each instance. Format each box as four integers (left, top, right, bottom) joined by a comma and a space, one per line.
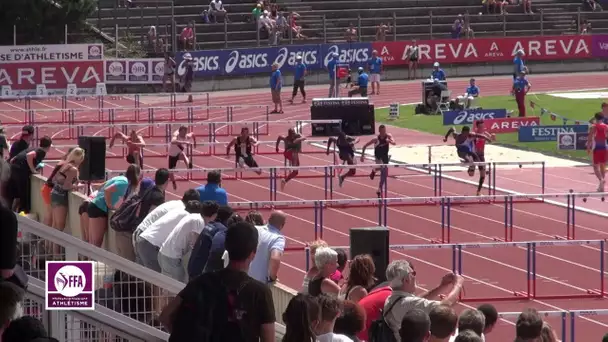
248, 211, 286, 284
195, 170, 228, 205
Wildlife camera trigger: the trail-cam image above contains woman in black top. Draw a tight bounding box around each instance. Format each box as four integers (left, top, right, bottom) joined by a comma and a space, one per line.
4, 136, 52, 213
226, 128, 262, 175
308, 247, 340, 297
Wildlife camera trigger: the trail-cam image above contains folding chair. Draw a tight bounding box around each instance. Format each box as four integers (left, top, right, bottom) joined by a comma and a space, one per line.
437, 90, 452, 113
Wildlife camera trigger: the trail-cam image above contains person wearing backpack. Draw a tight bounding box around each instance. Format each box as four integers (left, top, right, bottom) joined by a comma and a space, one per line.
113, 168, 170, 261
379, 260, 464, 342
160, 221, 276, 342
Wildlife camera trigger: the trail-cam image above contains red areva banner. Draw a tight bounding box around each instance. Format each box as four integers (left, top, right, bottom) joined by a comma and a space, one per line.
477, 117, 540, 134
374, 35, 593, 65
104, 58, 165, 84
0, 61, 105, 93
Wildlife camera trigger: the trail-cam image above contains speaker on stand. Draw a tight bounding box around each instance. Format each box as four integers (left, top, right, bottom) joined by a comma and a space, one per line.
349, 227, 390, 283
78, 136, 107, 194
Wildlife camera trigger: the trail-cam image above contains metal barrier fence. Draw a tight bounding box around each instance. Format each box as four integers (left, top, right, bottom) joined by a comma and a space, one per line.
230, 192, 608, 242
105, 161, 545, 202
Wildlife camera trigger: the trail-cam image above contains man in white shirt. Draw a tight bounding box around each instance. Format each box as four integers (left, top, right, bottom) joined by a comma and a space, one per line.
383, 260, 464, 342
315, 294, 353, 342
208, 0, 226, 23
448, 309, 486, 342
135, 200, 199, 272
248, 211, 286, 283
158, 201, 218, 282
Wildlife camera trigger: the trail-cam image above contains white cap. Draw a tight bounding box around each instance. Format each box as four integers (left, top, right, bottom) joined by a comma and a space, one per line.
296, 55, 302, 60
183, 53, 192, 60
433, 62, 440, 67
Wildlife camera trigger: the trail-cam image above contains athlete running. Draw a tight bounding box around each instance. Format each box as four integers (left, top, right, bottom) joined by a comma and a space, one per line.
276, 128, 306, 190
587, 112, 608, 192
108, 130, 145, 167
472, 120, 495, 195
326, 132, 359, 187
361, 125, 396, 197
226, 127, 262, 175
168, 126, 196, 190
444, 126, 493, 189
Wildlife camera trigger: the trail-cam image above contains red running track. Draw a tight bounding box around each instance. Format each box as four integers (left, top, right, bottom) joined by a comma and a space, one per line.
2, 73, 608, 341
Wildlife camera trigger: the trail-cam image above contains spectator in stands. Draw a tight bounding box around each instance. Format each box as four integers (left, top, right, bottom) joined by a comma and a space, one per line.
314, 294, 351, 341
40, 147, 74, 227
457, 78, 480, 109
0, 281, 24, 337
179, 22, 195, 50
540, 321, 559, 342
209, 0, 227, 23
8, 125, 34, 160
136, 199, 199, 272
583, 0, 603, 11
270, 63, 283, 114
146, 26, 164, 54
2, 316, 59, 342
334, 300, 366, 341
399, 309, 431, 342
282, 293, 320, 342
375, 22, 391, 41
132, 188, 200, 249
345, 23, 357, 42
252, 3, 262, 22
245, 210, 265, 225
160, 221, 276, 342
302, 239, 329, 293
308, 247, 341, 297
248, 210, 286, 284
484, 0, 498, 14
5, 136, 52, 213
522, 0, 533, 13
158, 201, 209, 282
581, 20, 592, 34
87, 164, 140, 247
50, 147, 85, 234
258, 11, 273, 38
196, 170, 228, 205
188, 205, 234, 277
340, 254, 375, 302
452, 15, 463, 39
515, 308, 543, 341
384, 260, 464, 342
477, 304, 498, 338
330, 248, 348, 284
454, 330, 482, 342
463, 22, 475, 38
428, 305, 458, 341
275, 12, 288, 41
290, 12, 307, 39
449, 309, 485, 341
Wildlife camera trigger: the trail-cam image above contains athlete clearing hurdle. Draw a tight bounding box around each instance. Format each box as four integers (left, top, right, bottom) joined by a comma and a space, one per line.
444, 125, 493, 195
108, 130, 145, 168
472, 120, 495, 195
276, 128, 306, 190
326, 131, 359, 187
587, 112, 608, 192
226, 127, 262, 175
360, 125, 395, 197
168, 126, 196, 190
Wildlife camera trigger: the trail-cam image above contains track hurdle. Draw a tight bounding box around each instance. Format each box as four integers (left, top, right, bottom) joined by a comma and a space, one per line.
569, 309, 608, 342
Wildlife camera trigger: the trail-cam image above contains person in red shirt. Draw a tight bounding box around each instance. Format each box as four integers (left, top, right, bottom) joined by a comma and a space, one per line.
356, 283, 392, 341
179, 22, 194, 50
587, 112, 608, 192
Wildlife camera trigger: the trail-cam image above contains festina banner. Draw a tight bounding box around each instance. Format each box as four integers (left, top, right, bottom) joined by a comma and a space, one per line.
0, 44, 103, 63
0, 61, 105, 95
373, 35, 593, 65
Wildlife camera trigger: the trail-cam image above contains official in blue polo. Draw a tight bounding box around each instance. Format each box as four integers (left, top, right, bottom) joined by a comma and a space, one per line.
431, 62, 446, 81
327, 52, 338, 97
457, 78, 480, 108
513, 72, 531, 117
513, 49, 526, 80
289, 55, 307, 104
367, 50, 383, 95
195, 170, 228, 205
348, 67, 369, 98
270, 62, 283, 114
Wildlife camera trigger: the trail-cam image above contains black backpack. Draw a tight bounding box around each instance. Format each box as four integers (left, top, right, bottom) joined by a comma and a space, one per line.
109, 188, 153, 233
368, 296, 404, 342
168, 272, 249, 342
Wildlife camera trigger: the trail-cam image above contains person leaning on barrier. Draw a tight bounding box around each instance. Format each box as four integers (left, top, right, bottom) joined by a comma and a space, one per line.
476, 304, 497, 339
383, 260, 464, 342
248, 210, 286, 284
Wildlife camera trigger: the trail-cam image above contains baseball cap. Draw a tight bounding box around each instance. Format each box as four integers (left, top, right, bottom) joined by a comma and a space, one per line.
433, 62, 440, 67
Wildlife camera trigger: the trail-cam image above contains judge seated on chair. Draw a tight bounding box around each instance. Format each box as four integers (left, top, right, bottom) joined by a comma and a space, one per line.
456, 78, 480, 109
426, 79, 448, 113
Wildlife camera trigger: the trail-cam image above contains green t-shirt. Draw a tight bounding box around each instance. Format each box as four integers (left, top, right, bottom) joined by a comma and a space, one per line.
252, 7, 262, 19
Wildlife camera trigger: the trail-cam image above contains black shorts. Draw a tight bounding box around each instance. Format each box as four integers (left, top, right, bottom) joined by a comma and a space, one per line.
375, 154, 390, 164
457, 147, 480, 162
168, 155, 180, 169
79, 201, 90, 215
87, 202, 108, 218
126, 153, 143, 165
477, 154, 486, 170
410, 57, 419, 63
237, 155, 258, 168
339, 152, 355, 163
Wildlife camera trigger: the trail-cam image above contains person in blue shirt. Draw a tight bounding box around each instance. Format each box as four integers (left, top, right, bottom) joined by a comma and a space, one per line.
513, 72, 532, 117
327, 52, 338, 97
367, 50, 383, 95
457, 78, 480, 109
348, 67, 369, 98
513, 49, 526, 80
195, 170, 228, 205
289, 55, 307, 104
431, 62, 446, 81
270, 63, 283, 114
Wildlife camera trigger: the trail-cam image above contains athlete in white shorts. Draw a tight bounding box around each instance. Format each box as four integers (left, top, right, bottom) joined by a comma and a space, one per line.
168, 126, 196, 190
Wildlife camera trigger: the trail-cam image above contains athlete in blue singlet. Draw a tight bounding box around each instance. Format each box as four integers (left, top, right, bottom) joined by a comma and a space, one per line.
444, 126, 492, 178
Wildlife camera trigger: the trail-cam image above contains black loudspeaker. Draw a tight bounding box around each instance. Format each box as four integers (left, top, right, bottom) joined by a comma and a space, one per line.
310, 98, 375, 136
350, 227, 389, 283
78, 136, 106, 181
